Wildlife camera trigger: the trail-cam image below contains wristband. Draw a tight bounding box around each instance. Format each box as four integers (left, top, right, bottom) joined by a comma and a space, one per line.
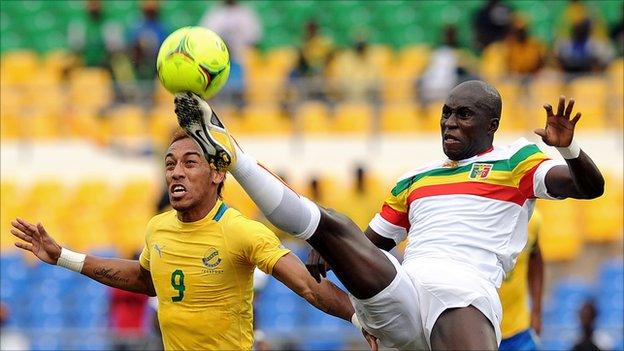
556, 139, 581, 159
351, 313, 362, 329
57, 248, 86, 273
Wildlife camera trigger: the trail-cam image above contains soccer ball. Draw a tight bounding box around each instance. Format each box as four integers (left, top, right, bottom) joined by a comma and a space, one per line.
156, 26, 230, 100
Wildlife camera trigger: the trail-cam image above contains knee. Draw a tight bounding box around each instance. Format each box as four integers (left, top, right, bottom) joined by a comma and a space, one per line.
318, 207, 360, 236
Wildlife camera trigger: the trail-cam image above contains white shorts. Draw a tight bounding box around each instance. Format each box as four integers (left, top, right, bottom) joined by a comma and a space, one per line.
351, 251, 502, 350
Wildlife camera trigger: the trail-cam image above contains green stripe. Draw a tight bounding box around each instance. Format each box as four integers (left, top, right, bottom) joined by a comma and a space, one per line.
212, 202, 228, 222
391, 144, 542, 196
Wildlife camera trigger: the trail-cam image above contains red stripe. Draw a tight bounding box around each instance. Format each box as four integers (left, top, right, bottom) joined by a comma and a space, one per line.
518, 159, 547, 199
380, 204, 410, 230
407, 182, 526, 206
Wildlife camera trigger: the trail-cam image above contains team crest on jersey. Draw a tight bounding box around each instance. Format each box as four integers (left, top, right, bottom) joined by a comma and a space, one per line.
202, 247, 222, 271
469, 163, 493, 180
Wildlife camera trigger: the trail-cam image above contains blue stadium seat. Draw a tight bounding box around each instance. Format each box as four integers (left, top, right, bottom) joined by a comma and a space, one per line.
298, 340, 346, 350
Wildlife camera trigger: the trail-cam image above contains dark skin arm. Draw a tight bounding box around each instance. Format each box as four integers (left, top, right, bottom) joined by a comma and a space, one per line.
528, 242, 544, 335
535, 96, 604, 199
306, 226, 396, 282
11, 217, 156, 296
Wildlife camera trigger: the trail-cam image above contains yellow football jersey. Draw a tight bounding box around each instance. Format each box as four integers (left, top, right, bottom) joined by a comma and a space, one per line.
139, 200, 290, 350
498, 209, 542, 338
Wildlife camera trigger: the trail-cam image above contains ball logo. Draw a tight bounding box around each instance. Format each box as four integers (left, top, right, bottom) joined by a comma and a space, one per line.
469, 163, 493, 180
202, 247, 222, 269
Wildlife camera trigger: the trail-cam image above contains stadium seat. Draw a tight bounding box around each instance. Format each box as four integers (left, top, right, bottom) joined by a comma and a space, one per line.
107, 104, 148, 139
0, 50, 39, 84
332, 102, 373, 134
537, 200, 582, 261
239, 104, 291, 135
222, 179, 259, 219
295, 101, 331, 135
567, 76, 607, 130
69, 67, 113, 110
379, 103, 420, 133
579, 174, 623, 242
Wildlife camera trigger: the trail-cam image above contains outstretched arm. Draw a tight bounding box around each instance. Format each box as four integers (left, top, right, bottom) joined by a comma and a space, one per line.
535, 96, 604, 199
272, 252, 354, 322
11, 218, 156, 296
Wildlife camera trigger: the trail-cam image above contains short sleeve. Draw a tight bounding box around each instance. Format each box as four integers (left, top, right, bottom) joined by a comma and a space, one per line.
138, 216, 157, 270
368, 183, 410, 244
243, 221, 290, 274
512, 142, 563, 200
139, 245, 150, 270
532, 159, 567, 199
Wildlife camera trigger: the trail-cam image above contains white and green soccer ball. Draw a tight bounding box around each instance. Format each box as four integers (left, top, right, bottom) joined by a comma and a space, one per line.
157, 26, 230, 100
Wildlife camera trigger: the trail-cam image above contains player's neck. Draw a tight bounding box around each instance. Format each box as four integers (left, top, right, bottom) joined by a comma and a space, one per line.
177, 197, 218, 223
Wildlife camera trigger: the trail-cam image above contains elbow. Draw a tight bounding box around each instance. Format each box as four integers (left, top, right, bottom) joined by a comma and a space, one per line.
583, 179, 605, 199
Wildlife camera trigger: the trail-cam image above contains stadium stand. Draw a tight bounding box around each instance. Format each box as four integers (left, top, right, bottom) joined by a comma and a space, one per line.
1, 0, 622, 350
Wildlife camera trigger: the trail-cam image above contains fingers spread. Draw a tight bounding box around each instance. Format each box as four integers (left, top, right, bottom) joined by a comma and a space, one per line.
571, 112, 582, 125
543, 104, 554, 117
556, 95, 566, 116
16, 218, 37, 233
564, 99, 575, 118
14, 242, 33, 252
11, 219, 31, 234
10, 228, 32, 243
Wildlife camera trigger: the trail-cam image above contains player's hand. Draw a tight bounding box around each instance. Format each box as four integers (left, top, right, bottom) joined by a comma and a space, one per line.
305, 248, 331, 283
531, 311, 542, 335
10, 218, 61, 265
534, 95, 581, 147
362, 328, 379, 351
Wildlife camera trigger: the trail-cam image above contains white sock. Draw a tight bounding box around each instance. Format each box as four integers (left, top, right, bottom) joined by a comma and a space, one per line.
230, 148, 320, 240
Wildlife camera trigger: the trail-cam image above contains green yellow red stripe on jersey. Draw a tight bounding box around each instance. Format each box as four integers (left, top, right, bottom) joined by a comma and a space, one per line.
381, 144, 550, 229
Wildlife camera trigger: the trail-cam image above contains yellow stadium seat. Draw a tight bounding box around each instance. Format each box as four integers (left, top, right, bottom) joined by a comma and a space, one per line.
529, 76, 564, 105
332, 102, 373, 134
1, 113, 21, 140
265, 48, 297, 76
107, 104, 147, 139
580, 174, 623, 242
222, 179, 258, 218
212, 104, 242, 135
397, 45, 430, 77
380, 67, 414, 103
1, 181, 21, 250
480, 42, 506, 82
0, 50, 39, 84
149, 104, 178, 147
239, 104, 291, 135
295, 101, 331, 135
537, 200, 582, 261
369, 45, 394, 72
379, 103, 420, 133
421, 101, 444, 132
28, 109, 61, 139
567, 77, 607, 130
70, 67, 113, 109
154, 79, 174, 105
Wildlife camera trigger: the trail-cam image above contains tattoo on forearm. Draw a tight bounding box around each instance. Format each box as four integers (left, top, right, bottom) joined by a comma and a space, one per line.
93, 267, 130, 284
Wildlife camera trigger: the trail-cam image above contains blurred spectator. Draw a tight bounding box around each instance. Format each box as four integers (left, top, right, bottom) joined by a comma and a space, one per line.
419, 25, 478, 104
504, 18, 546, 76
302, 20, 334, 73
571, 300, 601, 351
330, 39, 379, 101
199, 0, 256, 106
68, 0, 124, 68
199, 0, 261, 61
555, 19, 614, 74
556, 0, 608, 41
129, 0, 168, 105
610, 6, 624, 57
0, 303, 29, 351
473, 0, 513, 51
109, 252, 150, 351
